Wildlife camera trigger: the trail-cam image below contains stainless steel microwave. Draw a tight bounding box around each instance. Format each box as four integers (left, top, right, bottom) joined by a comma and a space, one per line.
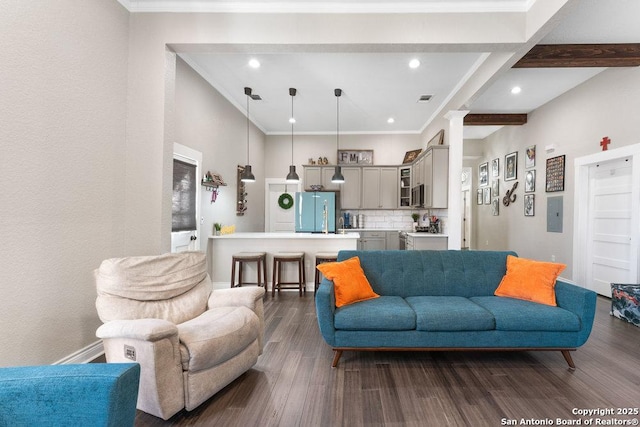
411, 184, 424, 207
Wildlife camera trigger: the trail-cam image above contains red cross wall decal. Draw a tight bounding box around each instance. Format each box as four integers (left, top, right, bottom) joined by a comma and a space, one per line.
600, 136, 611, 151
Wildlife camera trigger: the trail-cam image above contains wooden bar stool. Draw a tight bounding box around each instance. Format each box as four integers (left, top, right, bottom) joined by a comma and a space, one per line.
231, 252, 267, 292
315, 252, 338, 293
271, 252, 306, 297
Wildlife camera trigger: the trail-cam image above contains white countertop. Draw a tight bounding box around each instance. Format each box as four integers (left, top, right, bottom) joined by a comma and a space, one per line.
209, 232, 359, 239
406, 233, 448, 238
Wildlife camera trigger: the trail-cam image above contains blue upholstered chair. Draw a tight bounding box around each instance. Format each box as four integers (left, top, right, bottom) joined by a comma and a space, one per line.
0, 363, 140, 427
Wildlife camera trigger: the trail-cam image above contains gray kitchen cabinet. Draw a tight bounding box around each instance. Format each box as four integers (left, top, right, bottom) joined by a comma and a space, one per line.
423, 146, 449, 208
413, 157, 424, 186
321, 167, 341, 191
358, 231, 387, 250
406, 235, 448, 250
339, 166, 362, 209
385, 231, 400, 250
303, 166, 321, 189
361, 167, 398, 209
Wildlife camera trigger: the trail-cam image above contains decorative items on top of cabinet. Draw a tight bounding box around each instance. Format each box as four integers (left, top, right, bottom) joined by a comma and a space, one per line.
361, 167, 398, 209
236, 165, 247, 215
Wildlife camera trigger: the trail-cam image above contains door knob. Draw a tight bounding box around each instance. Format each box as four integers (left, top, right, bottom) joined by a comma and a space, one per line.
190, 235, 197, 241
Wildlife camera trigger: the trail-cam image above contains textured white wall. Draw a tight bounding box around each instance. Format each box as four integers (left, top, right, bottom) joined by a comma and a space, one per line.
0, 0, 129, 365
470, 66, 640, 278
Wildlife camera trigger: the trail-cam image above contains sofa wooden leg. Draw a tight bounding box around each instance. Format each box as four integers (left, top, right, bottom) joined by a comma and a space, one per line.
332, 350, 343, 368
561, 350, 576, 369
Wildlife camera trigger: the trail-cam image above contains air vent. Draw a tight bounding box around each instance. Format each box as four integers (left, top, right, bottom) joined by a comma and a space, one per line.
250, 94, 262, 101
417, 95, 432, 103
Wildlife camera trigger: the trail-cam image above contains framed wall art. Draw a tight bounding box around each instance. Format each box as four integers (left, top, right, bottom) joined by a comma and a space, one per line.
479, 162, 488, 186
492, 198, 500, 216
505, 152, 517, 181
483, 187, 491, 204
525, 145, 536, 168
426, 129, 445, 148
491, 179, 499, 197
545, 155, 565, 192
491, 158, 500, 177
477, 189, 483, 205
524, 194, 535, 216
338, 149, 373, 165
525, 170, 535, 193
402, 149, 421, 164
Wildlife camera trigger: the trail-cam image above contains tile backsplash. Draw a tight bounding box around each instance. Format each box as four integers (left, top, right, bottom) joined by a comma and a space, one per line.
340, 209, 448, 232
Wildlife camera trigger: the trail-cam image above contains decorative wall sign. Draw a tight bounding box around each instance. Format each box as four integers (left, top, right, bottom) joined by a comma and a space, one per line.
503, 181, 518, 206
545, 155, 565, 192
338, 149, 373, 165
403, 149, 422, 164
525, 170, 535, 193
524, 194, 535, 216
525, 145, 536, 168
492, 198, 500, 216
505, 152, 517, 181
479, 162, 488, 186
492, 158, 500, 177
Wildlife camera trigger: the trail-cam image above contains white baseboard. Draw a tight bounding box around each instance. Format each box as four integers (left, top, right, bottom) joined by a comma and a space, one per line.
54, 340, 104, 365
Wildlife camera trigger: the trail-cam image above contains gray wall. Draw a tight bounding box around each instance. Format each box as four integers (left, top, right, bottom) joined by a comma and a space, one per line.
0, 0, 130, 365
468, 66, 640, 278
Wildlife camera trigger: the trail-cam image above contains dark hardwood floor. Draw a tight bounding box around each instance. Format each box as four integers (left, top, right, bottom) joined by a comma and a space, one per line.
135, 293, 640, 426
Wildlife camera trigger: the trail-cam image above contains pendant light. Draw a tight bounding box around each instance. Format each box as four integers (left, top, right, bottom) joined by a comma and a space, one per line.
285, 87, 300, 183
241, 87, 256, 183
331, 88, 345, 184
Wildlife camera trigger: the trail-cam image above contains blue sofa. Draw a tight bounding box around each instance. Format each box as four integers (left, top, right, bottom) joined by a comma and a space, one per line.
0, 363, 140, 427
315, 250, 597, 368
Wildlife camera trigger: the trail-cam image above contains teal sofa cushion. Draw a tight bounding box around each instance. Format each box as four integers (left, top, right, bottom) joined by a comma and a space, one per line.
406, 296, 495, 331
470, 296, 581, 332
335, 296, 415, 331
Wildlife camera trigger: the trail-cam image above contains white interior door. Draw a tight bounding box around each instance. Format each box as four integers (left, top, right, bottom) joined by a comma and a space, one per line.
585, 157, 635, 296
171, 143, 202, 253
265, 180, 300, 232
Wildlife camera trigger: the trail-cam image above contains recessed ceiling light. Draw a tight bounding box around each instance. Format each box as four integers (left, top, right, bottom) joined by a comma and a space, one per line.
409, 59, 421, 69
248, 59, 260, 69
289, 117, 296, 124
387, 117, 395, 124
511, 86, 522, 94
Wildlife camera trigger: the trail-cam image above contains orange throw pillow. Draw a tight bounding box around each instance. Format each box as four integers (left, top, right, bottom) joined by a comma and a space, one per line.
316, 256, 379, 307
494, 255, 566, 306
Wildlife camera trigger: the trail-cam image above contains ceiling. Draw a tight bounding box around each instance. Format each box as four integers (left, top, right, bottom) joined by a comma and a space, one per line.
120, 0, 640, 139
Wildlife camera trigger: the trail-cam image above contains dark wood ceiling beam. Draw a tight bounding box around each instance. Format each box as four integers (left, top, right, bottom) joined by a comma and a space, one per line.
464, 114, 527, 126
514, 44, 640, 68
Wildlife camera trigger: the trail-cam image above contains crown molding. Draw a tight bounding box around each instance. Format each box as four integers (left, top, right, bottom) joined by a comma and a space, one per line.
118, 0, 533, 14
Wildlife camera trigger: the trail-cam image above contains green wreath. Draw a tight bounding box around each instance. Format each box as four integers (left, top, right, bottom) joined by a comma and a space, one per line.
278, 193, 294, 210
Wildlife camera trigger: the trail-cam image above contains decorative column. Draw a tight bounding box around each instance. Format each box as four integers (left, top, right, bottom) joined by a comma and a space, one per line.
444, 110, 469, 250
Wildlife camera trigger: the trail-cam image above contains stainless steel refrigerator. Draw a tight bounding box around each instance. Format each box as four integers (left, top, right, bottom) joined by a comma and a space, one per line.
295, 192, 336, 233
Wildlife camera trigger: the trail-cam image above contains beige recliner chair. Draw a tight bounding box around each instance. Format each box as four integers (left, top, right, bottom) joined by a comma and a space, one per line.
95, 251, 264, 420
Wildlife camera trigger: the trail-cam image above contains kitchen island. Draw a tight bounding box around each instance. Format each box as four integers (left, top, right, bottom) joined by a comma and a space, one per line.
207, 232, 359, 290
